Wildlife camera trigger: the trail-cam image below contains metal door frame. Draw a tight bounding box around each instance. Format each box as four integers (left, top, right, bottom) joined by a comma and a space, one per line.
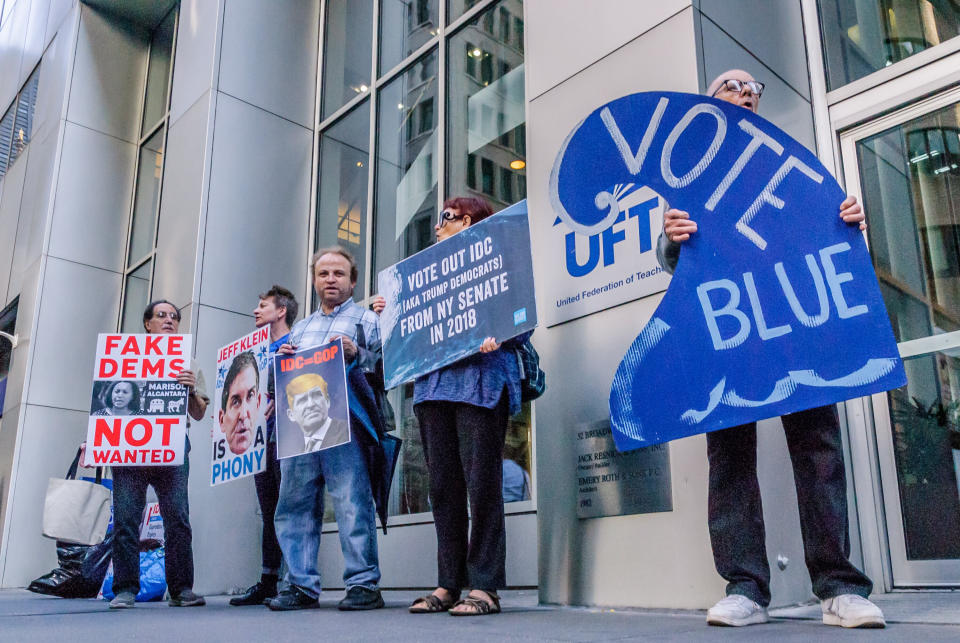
839, 87, 960, 586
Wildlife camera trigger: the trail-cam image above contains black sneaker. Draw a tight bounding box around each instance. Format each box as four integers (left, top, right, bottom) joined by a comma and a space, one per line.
337, 586, 384, 611
230, 581, 277, 606
168, 589, 206, 607
268, 586, 320, 611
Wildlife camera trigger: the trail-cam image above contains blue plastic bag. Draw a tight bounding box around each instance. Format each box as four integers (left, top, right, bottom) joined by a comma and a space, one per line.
100, 547, 166, 602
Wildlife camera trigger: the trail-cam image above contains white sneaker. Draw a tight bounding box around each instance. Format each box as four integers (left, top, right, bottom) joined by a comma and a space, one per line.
706, 594, 769, 626
821, 594, 885, 628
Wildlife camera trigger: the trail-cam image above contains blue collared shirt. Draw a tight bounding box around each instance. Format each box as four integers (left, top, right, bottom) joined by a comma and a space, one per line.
289, 299, 381, 440
288, 299, 381, 371
413, 332, 530, 416
265, 331, 290, 442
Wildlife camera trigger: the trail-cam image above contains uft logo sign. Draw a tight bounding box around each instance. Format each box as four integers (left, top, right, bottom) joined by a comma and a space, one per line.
553, 183, 663, 278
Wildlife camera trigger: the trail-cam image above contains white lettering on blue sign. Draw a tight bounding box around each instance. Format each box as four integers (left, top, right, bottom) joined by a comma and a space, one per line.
697, 243, 868, 351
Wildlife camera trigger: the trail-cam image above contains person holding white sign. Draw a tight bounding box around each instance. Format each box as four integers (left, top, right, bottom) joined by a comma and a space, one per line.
657, 70, 883, 629
83, 300, 209, 609
230, 286, 297, 607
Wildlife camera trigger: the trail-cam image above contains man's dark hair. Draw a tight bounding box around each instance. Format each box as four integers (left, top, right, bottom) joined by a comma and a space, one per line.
310, 246, 358, 284
259, 285, 299, 328
221, 350, 260, 411
143, 299, 181, 325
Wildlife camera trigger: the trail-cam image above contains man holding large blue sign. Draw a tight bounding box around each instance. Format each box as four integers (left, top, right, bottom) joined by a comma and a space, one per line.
657, 70, 885, 629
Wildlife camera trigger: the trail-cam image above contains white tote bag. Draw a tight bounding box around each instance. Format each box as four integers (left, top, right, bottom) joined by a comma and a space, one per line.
42, 448, 111, 546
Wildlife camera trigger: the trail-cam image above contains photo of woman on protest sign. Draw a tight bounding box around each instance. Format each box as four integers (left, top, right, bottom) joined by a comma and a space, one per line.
91, 380, 143, 416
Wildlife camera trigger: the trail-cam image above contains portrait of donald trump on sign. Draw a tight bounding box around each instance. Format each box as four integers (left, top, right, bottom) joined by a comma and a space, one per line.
274, 340, 351, 459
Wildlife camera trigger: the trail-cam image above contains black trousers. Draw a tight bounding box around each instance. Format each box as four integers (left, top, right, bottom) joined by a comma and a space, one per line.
706, 404, 873, 607
253, 438, 282, 574
414, 394, 508, 591
112, 459, 194, 597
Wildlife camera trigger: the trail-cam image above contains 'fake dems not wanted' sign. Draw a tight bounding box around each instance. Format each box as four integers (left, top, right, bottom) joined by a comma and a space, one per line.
378, 200, 538, 390
84, 334, 192, 466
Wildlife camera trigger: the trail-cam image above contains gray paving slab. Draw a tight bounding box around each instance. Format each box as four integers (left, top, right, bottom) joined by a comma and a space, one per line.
2, 589, 959, 642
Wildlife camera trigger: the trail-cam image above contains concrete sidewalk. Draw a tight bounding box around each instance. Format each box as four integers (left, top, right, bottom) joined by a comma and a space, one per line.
3, 589, 959, 642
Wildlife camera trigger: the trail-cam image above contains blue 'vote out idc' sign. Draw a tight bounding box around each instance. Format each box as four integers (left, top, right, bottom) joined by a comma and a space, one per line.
378, 201, 538, 390
550, 91, 906, 451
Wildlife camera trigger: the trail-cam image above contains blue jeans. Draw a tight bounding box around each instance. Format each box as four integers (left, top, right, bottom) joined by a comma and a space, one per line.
275, 436, 380, 598
111, 458, 194, 597
707, 405, 873, 607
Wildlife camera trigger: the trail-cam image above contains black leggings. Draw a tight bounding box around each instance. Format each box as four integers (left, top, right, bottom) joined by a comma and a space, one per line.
414, 393, 508, 590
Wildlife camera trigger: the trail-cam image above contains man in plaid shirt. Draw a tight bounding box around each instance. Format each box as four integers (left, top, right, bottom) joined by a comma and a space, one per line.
268, 246, 384, 612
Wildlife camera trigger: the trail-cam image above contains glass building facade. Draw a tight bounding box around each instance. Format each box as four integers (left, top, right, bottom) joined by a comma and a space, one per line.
2, 0, 960, 606
313, 0, 531, 522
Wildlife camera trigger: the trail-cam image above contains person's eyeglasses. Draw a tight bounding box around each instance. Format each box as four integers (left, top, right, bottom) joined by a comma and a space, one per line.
437, 210, 465, 227
712, 79, 765, 98
153, 311, 181, 321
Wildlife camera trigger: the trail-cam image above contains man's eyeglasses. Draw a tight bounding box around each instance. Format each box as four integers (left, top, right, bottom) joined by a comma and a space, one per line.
153, 311, 181, 321
437, 210, 465, 227
712, 79, 765, 98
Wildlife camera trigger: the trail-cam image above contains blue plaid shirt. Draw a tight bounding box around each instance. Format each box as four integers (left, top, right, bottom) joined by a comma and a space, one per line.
289, 298, 381, 371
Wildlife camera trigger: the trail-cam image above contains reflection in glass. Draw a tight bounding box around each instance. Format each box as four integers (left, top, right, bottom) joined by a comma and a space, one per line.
10, 68, 39, 167
317, 102, 370, 300
503, 404, 533, 502
142, 8, 176, 133
379, 0, 438, 74
388, 383, 431, 516
128, 127, 165, 268
447, 0, 525, 210
0, 299, 18, 381
121, 261, 152, 333
819, 0, 960, 90
373, 51, 438, 283
887, 349, 960, 559
0, 102, 15, 177
856, 101, 960, 341
322, 0, 374, 120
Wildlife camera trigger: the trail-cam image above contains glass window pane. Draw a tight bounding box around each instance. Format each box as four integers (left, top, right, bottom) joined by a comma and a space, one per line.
447, 0, 484, 22
9, 68, 39, 168
322, 0, 374, 121
121, 261, 153, 333
316, 102, 371, 300
886, 348, 960, 560
387, 384, 431, 516
142, 8, 176, 133
0, 103, 14, 177
446, 0, 525, 209
856, 101, 960, 341
373, 51, 438, 284
819, 0, 960, 91
379, 0, 438, 74
128, 126, 165, 267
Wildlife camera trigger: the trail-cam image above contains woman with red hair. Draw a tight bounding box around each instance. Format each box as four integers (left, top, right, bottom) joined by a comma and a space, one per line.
406, 196, 529, 616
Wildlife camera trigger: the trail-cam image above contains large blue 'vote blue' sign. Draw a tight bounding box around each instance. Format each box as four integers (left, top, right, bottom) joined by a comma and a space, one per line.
551, 91, 906, 451
378, 201, 538, 390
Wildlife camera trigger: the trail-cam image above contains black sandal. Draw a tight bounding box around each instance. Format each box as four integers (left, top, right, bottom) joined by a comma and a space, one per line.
409, 590, 459, 613
449, 590, 500, 616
